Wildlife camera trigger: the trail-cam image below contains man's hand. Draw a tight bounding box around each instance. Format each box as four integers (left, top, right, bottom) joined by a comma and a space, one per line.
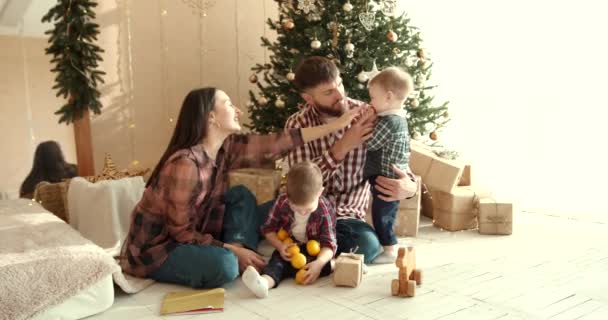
375, 165, 418, 201
332, 108, 376, 161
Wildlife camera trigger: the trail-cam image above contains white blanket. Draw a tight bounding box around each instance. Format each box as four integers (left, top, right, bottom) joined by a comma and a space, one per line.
0, 199, 119, 320
67, 177, 155, 294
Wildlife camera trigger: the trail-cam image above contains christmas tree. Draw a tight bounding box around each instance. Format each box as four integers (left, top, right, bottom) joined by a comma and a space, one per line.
42, 0, 105, 124
247, 0, 449, 144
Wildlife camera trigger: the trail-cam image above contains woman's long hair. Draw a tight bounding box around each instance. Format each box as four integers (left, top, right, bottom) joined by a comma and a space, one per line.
20, 141, 77, 197
146, 87, 217, 188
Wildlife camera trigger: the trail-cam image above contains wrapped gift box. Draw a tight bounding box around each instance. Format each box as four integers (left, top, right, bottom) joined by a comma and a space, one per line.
409, 141, 465, 193
333, 253, 364, 288
478, 198, 513, 235
228, 168, 281, 205
431, 186, 493, 231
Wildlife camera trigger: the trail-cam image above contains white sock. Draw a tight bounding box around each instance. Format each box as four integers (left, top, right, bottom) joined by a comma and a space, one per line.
242, 266, 269, 298
372, 250, 398, 264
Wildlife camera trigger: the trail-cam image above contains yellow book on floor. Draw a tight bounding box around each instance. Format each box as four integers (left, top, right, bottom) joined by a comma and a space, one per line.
160, 288, 225, 315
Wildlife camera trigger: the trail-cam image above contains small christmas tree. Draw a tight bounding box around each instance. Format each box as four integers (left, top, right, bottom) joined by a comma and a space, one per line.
42, 0, 105, 124
247, 0, 449, 145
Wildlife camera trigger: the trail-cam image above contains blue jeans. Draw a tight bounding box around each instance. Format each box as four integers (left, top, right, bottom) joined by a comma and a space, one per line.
336, 218, 382, 264
150, 186, 274, 288
150, 245, 239, 289
370, 176, 399, 246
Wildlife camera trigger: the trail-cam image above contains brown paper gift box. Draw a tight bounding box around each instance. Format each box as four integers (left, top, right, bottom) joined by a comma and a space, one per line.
364, 176, 421, 237
410, 142, 465, 193
228, 168, 281, 205
333, 253, 364, 288
478, 198, 513, 235
431, 186, 493, 231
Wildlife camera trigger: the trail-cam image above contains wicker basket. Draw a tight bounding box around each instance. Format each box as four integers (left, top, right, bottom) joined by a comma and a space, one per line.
33, 180, 71, 222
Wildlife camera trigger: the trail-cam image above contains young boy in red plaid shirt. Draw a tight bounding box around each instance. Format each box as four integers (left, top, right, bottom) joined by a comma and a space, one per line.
242, 161, 337, 298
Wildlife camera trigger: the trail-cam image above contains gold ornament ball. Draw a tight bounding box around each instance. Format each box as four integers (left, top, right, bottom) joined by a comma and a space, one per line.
417, 59, 427, 69
282, 19, 295, 30
275, 99, 285, 108
311, 39, 322, 49
286, 72, 295, 81
430, 131, 438, 141
249, 74, 258, 83
386, 30, 398, 42
258, 96, 268, 105
417, 48, 427, 59
443, 111, 449, 118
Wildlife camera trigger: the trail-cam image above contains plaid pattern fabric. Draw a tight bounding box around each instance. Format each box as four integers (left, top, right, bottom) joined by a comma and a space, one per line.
122, 129, 303, 277
364, 114, 410, 179
286, 98, 371, 220
260, 193, 338, 254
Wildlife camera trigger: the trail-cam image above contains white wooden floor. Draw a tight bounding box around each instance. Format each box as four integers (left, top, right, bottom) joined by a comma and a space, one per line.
90, 211, 608, 320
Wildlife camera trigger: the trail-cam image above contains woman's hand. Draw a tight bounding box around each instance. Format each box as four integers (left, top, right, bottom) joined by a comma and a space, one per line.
335, 106, 370, 129
226, 244, 266, 273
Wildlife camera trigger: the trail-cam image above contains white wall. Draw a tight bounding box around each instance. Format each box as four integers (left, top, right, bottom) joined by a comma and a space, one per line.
398, 0, 608, 217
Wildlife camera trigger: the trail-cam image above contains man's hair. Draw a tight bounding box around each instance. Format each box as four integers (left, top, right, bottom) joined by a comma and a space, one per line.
294, 56, 339, 92
369, 66, 414, 100
286, 161, 323, 205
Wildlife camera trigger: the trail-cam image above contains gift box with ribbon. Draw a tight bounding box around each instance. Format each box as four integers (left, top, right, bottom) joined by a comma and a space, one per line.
478, 198, 513, 235
333, 252, 364, 288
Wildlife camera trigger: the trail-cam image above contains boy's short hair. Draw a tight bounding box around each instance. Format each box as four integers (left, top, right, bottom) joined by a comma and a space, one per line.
368, 66, 414, 100
286, 161, 323, 205
294, 56, 339, 92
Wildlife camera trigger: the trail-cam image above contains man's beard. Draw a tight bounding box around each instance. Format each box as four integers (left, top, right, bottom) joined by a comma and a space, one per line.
314, 98, 348, 117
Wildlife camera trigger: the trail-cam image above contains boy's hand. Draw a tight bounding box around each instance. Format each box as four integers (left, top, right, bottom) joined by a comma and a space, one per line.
302, 260, 324, 285
278, 243, 295, 261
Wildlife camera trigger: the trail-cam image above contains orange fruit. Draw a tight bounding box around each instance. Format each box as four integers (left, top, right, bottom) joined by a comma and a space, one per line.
283, 237, 294, 245
306, 240, 321, 256
291, 253, 307, 269
295, 269, 307, 285
277, 229, 289, 241
286, 245, 300, 256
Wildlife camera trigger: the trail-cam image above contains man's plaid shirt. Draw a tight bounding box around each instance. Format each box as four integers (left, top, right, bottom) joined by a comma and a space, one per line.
364, 110, 410, 179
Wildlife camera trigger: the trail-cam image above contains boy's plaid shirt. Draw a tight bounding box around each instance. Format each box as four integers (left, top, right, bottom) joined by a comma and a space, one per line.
260, 193, 338, 254
364, 113, 410, 179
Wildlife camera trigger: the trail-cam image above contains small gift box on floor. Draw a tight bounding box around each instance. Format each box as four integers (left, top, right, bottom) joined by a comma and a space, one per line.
333, 253, 364, 288
409, 141, 465, 193
478, 198, 513, 235
432, 186, 493, 231
228, 168, 281, 205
